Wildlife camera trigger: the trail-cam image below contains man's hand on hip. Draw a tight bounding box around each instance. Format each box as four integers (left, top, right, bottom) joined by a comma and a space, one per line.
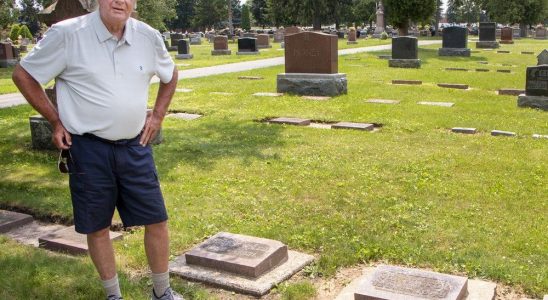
140, 111, 163, 146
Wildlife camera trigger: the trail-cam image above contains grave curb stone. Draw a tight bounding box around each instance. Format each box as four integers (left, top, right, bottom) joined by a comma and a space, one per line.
170, 250, 314, 297
521, 51, 534, 55
388, 59, 421, 69
331, 122, 374, 131
475, 41, 500, 49
452, 127, 477, 134
175, 54, 194, 60
446, 68, 468, 72
354, 265, 469, 300
38, 226, 123, 255
491, 130, 516, 137
277, 73, 348, 97
0, 210, 33, 233
236, 51, 260, 55
498, 89, 524, 96
517, 95, 548, 110
476, 69, 490, 72
438, 48, 471, 57
253, 92, 284, 97
269, 117, 311, 126
497, 50, 511, 53
497, 69, 511, 73
211, 50, 232, 56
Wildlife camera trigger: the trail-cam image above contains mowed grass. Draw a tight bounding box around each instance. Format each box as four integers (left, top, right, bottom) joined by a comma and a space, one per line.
0, 38, 546, 299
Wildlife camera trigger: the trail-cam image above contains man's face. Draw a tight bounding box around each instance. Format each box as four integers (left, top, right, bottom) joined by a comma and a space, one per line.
98, 0, 135, 25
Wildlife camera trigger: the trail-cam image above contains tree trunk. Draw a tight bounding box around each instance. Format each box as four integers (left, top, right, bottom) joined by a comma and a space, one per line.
519, 23, 527, 38
313, 6, 321, 30
398, 24, 409, 36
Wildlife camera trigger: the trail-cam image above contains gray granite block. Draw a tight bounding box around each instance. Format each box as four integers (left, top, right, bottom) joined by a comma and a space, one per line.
332, 122, 374, 131
0, 210, 33, 233
476, 41, 500, 48
175, 54, 194, 59
392, 80, 422, 85
438, 83, 469, 90
388, 59, 421, 68
518, 95, 548, 110
438, 48, 471, 57
29, 115, 55, 150
491, 130, 516, 137
452, 127, 477, 134
253, 92, 283, 97
498, 89, 524, 96
418, 101, 455, 107
277, 73, 347, 97
269, 117, 311, 126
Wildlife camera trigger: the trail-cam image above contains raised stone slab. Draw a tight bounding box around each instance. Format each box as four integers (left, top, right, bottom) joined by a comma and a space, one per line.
302, 96, 332, 101
354, 265, 468, 300
238, 76, 263, 80
167, 113, 202, 120
438, 83, 469, 90
366, 99, 400, 105
491, 130, 516, 137
476, 41, 500, 49
269, 117, 311, 126
418, 101, 455, 107
445, 68, 468, 72
29, 115, 55, 150
498, 89, 524, 96
185, 232, 288, 278
38, 226, 123, 255
518, 95, 548, 110
438, 48, 471, 57
211, 49, 232, 56
277, 73, 348, 97
175, 54, 194, 60
452, 127, 477, 134
253, 92, 283, 97
392, 80, 422, 85
389, 59, 421, 68
0, 210, 33, 233
331, 122, 374, 131
170, 249, 314, 297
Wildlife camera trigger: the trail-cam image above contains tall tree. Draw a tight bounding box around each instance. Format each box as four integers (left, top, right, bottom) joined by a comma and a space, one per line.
0, 0, 18, 30
241, 4, 251, 30
170, 0, 196, 31
18, 0, 40, 36
251, 0, 270, 28
483, 0, 546, 37
193, 0, 226, 30
352, 0, 377, 27
383, 0, 436, 35
137, 0, 176, 31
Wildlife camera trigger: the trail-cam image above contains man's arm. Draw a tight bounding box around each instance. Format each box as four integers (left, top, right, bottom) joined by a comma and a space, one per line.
12, 64, 71, 150
140, 66, 178, 146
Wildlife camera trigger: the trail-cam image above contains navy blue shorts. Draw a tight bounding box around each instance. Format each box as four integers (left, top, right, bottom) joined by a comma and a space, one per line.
68, 134, 168, 234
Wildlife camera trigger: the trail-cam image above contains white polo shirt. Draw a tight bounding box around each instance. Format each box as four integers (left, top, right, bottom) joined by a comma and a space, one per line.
21, 11, 175, 140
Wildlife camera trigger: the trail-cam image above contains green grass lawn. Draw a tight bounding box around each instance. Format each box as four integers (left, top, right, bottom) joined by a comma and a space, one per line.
0, 38, 546, 299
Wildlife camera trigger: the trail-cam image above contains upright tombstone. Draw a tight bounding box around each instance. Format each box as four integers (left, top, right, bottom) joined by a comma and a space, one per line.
0, 42, 17, 68
500, 27, 514, 44
438, 26, 471, 57
347, 28, 358, 44
237, 38, 259, 55
211, 36, 231, 55
170, 33, 184, 51
535, 25, 547, 40
389, 36, 421, 68
243, 33, 257, 38
273, 29, 284, 43
256, 34, 272, 49
476, 22, 500, 48
190, 35, 202, 45
282, 26, 302, 49
517, 57, 548, 110
175, 39, 193, 59
277, 32, 347, 96
512, 27, 521, 39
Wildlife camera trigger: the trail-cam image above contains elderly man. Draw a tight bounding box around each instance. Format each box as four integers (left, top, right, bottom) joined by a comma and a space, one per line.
12, 0, 182, 299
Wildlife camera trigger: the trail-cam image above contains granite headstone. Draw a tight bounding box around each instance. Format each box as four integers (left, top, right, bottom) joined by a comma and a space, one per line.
237, 38, 259, 55
477, 22, 500, 48
500, 27, 514, 43
389, 36, 421, 68
257, 34, 272, 49
439, 26, 470, 57
212, 36, 231, 55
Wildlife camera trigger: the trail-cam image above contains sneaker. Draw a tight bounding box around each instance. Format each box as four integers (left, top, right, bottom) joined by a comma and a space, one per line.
106, 295, 123, 300
151, 287, 184, 300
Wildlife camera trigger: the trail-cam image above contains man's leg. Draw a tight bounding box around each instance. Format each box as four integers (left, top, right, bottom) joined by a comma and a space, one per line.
88, 227, 121, 298
145, 221, 171, 296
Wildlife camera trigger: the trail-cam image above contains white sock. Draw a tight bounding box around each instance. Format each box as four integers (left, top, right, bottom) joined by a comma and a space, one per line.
102, 274, 122, 298
152, 271, 170, 297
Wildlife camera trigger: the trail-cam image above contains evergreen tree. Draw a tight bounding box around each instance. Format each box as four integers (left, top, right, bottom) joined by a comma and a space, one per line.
170, 0, 196, 31
384, 0, 436, 35
241, 4, 251, 30
193, 0, 226, 30
136, 0, 176, 31
9, 23, 20, 40
251, 0, 270, 28
0, 0, 17, 30
18, 0, 40, 36
18, 24, 32, 39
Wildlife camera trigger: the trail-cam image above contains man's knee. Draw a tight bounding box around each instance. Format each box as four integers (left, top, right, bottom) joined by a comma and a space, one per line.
87, 227, 111, 240
145, 221, 168, 234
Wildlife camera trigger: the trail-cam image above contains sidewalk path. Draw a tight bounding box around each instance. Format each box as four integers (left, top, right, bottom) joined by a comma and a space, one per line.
1, 40, 441, 108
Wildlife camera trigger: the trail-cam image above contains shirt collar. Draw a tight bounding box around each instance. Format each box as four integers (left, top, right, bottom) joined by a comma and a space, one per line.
92, 10, 134, 45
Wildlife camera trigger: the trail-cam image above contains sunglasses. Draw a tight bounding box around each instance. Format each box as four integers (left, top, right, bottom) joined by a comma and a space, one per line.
58, 149, 73, 174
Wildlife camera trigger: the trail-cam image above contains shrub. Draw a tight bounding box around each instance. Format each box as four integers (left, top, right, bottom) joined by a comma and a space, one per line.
380, 31, 389, 40
18, 25, 33, 39
9, 24, 20, 41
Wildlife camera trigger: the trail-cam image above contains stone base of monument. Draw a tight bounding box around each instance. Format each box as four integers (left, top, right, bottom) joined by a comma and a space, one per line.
30, 115, 163, 150
0, 210, 33, 233
236, 51, 260, 55
38, 226, 123, 255
211, 49, 232, 55
257, 45, 272, 49
169, 232, 314, 296
175, 54, 194, 59
500, 40, 514, 44
167, 46, 178, 52
438, 48, 471, 57
335, 265, 496, 300
347, 41, 358, 45
476, 41, 500, 48
0, 59, 18, 68
518, 95, 548, 110
281, 42, 285, 49
277, 73, 348, 96
389, 59, 421, 68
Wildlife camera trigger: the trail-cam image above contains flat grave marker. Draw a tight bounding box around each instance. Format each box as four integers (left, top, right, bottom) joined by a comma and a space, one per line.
302, 96, 332, 101
497, 69, 511, 73
438, 83, 469, 90
532, 134, 548, 139
0, 210, 33, 233
238, 76, 263, 80
418, 101, 455, 107
39, 226, 122, 255
253, 92, 283, 97
452, 127, 477, 134
366, 99, 400, 104
491, 130, 516, 137
392, 80, 422, 85
269, 117, 311, 126
476, 69, 490, 72
498, 89, 524, 96
445, 68, 468, 72
331, 122, 374, 131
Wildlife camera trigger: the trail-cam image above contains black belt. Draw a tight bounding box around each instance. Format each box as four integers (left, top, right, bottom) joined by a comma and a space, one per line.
82, 133, 139, 145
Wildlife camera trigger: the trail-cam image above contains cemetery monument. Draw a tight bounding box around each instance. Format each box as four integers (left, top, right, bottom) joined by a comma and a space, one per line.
256, 34, 272, 49
236, 38, 259, 55
175, 39, 193, 59
347, 28, 358, 45
389, 36, 421, 68
476, 22, 500, 48
518, 50, 548, 110
211, 36, 231, 55
438, 26, 471, 57
500, 27, 514, 44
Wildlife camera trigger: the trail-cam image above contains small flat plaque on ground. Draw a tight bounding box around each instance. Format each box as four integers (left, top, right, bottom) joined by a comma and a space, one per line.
476, 69, 490, 72
498, 89, 524, 96
378, 55, 391, 60
521, 51, 534, 55
452, 127, 477, 134
491, 130, 516, 137
38, 226, 122, 255
238, 76, 263, 80
269, 117, 311, 126
354, 265, 468, 300
210, 92, 234, 95
392, 80, 422, 85
253, 92, 283, 97
309, 122, 332, 129
478, 61, 489, 64
332, 122, 374, 131
497, 50, 510, 53
532, 134, 548, 139
418, 101, 455, 107
0, 210, 33, 233
184, 232, 289, 278
302, 96, 332, 101
497, 69, 511, 73
366, 99, 400, 104
438, 83, 469, 90
167, 113, 202, 120
176, 88, 194, 93
445, 68, 468, 72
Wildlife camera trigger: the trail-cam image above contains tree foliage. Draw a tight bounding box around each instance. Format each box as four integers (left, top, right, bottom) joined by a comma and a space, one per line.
136, 0, 176, 31
18, 0, 41, 35
251, 0, 270, 27
0, 0, 17, 30
193, 0, 226, 30
169, 0, 196, 30
482, 0, 546, 26
18, 24, 32, 39
9, 23, 19, 40
241, 4, 251, 30
384, 0, 436, 34
447, 0, 481, 24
